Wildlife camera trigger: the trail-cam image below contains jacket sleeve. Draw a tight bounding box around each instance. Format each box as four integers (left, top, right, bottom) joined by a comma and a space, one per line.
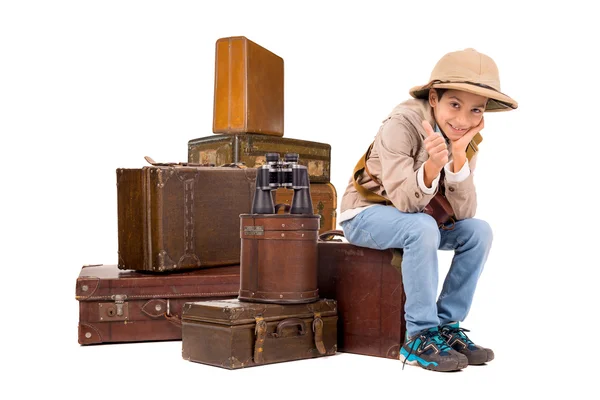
377, 117, 438, 212
444, 153, 478, 220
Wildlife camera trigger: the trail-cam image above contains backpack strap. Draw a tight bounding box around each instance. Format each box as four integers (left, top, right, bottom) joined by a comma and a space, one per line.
351, 142, 391, 204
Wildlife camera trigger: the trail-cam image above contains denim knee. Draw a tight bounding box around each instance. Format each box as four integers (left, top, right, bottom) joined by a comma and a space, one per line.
461, 218, 493, 248
405, 213, 441, 249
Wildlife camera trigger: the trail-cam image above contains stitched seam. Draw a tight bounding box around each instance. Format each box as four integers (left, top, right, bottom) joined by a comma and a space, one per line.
79, 323, 103, 342
76, 276, 101, 300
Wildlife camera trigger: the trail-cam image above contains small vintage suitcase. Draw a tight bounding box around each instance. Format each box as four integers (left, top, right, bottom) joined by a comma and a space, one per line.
188, 134, 331, 183
76, 264, 241, 345
275, 183, 337, 235
317, 231, 407, 359
117, 161, 256, 272
213, 36, 284, 136
239, 214, 320, 304
181, 298, 338, 369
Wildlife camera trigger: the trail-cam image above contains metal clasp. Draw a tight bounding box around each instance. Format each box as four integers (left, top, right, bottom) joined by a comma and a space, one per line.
111, 294, 127, 316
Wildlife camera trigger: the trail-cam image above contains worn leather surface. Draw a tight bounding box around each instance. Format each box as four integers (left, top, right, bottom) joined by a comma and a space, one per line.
76, 264, 240, 345
317, 239, 407, 359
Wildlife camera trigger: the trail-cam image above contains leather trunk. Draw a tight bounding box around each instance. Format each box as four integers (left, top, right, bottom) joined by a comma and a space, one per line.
188, 133, 331, 183
317, 232, 407, 359
76, 264, 241, 345
117, 164, 256, 272
181, 298, 337, 369
239, 214, 320, 304
213, 36, 284, 136
274, 183, 337, 235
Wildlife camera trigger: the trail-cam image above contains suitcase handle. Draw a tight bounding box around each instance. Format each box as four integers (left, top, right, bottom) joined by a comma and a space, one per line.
272, 318, 306, 338
144, 156, 215, 167
318, 230, 345, 241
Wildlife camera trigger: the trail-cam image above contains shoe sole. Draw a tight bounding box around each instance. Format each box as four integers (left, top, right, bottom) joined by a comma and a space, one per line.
399, 353, 468, 372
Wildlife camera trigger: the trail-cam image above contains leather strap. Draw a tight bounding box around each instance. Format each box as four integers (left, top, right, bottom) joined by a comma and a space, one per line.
254, 317, 267, 364
164, 313, 182, 327
312, 313, 326, 355
352, 144, 390, 204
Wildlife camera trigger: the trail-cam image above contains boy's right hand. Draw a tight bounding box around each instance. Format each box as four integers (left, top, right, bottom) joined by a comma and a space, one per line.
422, 120, 448, 172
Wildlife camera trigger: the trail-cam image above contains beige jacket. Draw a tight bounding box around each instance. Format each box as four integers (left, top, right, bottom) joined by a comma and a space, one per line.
340, 99, 478, 221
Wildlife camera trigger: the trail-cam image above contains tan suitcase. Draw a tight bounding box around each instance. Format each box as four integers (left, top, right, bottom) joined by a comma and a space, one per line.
213, 36, 284, 136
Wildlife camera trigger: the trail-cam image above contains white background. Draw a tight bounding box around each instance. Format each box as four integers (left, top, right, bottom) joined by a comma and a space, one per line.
1, 0, 598, 398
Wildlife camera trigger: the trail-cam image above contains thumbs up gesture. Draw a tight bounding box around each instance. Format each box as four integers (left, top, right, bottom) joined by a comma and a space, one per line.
422, 120, 448, 172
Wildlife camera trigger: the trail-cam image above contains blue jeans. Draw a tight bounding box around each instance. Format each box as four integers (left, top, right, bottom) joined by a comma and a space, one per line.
340, 205, 493, 337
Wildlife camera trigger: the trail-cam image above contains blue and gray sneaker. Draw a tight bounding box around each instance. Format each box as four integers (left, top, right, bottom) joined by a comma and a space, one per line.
399, 327, 468, 372
440, 322, 494, 365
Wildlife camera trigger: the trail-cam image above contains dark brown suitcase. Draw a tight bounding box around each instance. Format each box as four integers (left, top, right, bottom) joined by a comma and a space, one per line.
182, 298, 337, 369
188, 134, 331, 183
317, 231, 407, 359
213, 36, 284, 136
76, 264, 240, 345
117, 162, 256, 272
239, 214, 320, 304
275, 183, 337, 235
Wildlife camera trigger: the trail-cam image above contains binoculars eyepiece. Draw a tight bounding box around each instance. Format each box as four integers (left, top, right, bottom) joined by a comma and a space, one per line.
251, 153, 313, 215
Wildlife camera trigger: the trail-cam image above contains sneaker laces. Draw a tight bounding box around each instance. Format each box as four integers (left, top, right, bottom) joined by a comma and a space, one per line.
441, 325, 474, 346
402, 329, 452, 370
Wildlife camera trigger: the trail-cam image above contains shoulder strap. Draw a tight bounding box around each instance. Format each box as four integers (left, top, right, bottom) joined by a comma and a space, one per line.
352, 143, 390, 204
466, 133, 482, 161
352, 133, 482, 202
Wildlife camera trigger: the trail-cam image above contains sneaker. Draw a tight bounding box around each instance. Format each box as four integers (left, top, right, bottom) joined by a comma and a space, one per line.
399, 327, 468, 372
440, 322, 494, 365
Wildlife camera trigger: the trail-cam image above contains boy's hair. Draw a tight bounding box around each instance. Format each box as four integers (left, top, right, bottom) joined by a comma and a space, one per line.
434, 88, 489, 108
435, 89, 447, 100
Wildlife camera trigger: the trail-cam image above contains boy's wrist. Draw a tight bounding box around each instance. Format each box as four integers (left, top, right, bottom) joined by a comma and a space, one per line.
451, 151, 467, 173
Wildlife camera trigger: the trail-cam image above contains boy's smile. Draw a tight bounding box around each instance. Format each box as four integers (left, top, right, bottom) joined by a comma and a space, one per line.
429, 89, 487, 142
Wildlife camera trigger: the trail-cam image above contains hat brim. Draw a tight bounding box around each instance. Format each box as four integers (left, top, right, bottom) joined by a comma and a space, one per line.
409, 82, 518, 112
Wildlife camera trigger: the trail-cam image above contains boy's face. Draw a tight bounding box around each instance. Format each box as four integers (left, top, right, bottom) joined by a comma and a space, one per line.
429, 89, 487, 142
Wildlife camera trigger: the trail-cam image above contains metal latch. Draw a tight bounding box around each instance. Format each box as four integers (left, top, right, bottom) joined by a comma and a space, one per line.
111, 294, 127, 316
99, 294, 129, 321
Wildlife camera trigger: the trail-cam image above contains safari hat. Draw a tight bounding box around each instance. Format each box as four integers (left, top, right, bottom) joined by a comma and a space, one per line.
409, 48, 518, 112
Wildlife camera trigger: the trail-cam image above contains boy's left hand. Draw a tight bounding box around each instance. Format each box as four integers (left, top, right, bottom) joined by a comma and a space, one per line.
451, 117, 485, 156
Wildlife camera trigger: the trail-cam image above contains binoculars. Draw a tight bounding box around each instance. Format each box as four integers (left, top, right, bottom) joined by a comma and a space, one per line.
251, 153, 313, 215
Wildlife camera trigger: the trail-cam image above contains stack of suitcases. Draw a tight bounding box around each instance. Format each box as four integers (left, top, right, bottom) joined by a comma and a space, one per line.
75, 35, 408, 368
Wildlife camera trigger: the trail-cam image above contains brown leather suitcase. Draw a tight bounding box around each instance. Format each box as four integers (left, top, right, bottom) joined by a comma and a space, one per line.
76, 264, 240, 345
213, 36, 284, 136
275, 183, 337, 235
181, 298, 337, 369
117, 161, 256, 272
239, 214, 320, 304
317, 231, 407, 359
188, 133, 331, 183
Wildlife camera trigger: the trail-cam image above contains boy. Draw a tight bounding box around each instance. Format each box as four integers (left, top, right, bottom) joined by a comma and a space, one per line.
339, 48, 517, 372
